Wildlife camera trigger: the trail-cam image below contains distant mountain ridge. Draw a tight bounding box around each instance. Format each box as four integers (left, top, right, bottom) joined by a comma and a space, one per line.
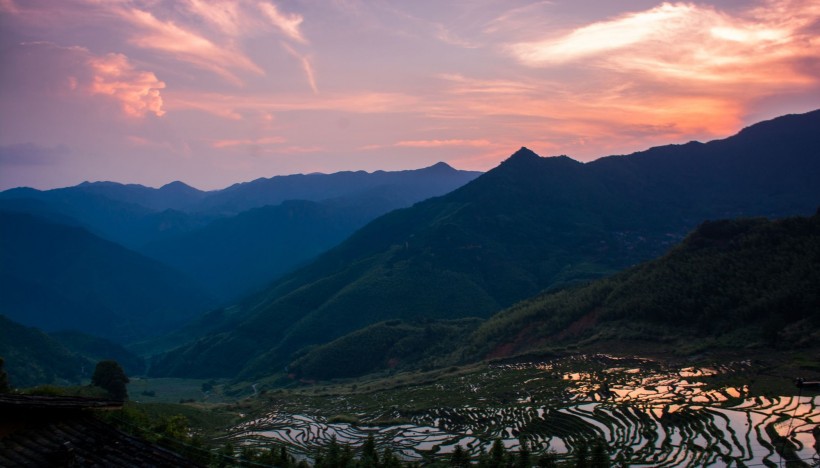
149, 109, 820, 379
140, 200, 389, 300
197, 162, 481, 215
1, 163, 482, 301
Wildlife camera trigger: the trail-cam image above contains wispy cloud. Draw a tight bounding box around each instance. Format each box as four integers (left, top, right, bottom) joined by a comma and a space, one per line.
211, 136, 286, 149
182, 0, 244, 36
165, 90, 418, 118
281, 42, 319, 94
508, 0, 819, 87
258, 2, 307, 44
119, 7, 264, 85
511, 3, 696, 65
0, 143, 70, 166
394, 139, 494, 148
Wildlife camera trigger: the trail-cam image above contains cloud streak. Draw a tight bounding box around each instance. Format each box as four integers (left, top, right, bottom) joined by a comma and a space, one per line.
165, 90, 418, 118
509, 0, 819, 87
282, 43, 319, 94
395, 139, 494, 148
119, 7, 264, 85
259, 2, 307, 44
0, 143, 70, 166
211, 136, 287, 149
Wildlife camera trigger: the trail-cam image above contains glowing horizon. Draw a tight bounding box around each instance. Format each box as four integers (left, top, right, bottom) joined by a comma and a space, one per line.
1, 0, 818, 190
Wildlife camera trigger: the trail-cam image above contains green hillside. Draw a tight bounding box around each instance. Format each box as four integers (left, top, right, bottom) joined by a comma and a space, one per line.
0, 315, 91, 388
465, 212, 820, 360
151, 110, 820, 379
289, 318, 482, 380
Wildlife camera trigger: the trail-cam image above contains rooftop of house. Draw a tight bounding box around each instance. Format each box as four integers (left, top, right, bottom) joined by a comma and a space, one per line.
0, 394, 202, 467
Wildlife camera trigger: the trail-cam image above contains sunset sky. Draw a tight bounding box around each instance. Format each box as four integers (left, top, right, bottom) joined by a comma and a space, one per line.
1, 0, 818, 190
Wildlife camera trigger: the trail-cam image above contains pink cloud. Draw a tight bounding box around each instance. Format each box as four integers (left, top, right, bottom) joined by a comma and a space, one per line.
394, 139, 494, 148
87, 52, 166, 117
211, 136, 286, 149
165, 90, 419, 118
4, 42, 165, 119
183, 0, 244, 36
118, 7, 264, 84
508, 0, 819, 88
281, 42, 319, 94
258, 2, 307, 44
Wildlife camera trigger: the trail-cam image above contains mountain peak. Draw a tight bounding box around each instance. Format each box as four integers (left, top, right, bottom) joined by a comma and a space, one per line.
496, 147, 543, 170
508, 147, 541, 161
423, 161, 456, 172
159, 181, 201, 193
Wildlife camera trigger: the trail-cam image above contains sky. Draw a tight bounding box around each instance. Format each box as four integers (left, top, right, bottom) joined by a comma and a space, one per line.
1, 0, 818, 191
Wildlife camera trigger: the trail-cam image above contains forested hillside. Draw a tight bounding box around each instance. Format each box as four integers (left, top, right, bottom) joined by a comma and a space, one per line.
465, 212, 820, 360
151, 110, 820, 379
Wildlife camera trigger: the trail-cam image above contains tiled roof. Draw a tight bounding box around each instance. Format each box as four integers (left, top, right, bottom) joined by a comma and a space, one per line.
0, 394, 122, 411
0, 395, 202, 467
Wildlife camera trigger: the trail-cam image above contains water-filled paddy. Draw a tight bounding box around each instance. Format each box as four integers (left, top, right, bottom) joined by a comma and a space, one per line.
230, 355, 819, 466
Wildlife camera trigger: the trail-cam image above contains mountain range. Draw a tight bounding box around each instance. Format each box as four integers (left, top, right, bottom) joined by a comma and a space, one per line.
0, 163, 481, 302
150, 110, 820, 379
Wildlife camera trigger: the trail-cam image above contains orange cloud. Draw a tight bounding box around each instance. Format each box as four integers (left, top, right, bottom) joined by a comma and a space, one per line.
87, 53, 166, 117
509, 0, 819, 87
511, 4, 698, 65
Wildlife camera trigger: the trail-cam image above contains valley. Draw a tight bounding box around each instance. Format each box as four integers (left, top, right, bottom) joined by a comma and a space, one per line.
1, 110, 819, 466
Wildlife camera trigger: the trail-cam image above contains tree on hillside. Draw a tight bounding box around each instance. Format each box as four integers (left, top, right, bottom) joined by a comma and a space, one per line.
91, 360, 129, 400
590, 440, 610, 467
517, 438, 532, 468
451, 444, 470, 467
574, 440, 589, 468
488, 438, 506, 468
537, 449, 558, 468
361, 432, 379, 468
0, 357, 10, 392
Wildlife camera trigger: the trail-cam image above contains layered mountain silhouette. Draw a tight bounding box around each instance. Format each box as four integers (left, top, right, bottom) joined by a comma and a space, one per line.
149, 110, 820, 379
0, 163, 481, 247
140, 200, 387, 300
1, 164, 481, 301
0, 211, 214, 343
193, 161, 482, 215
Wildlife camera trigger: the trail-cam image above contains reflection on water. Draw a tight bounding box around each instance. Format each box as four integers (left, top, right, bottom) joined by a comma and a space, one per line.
231, 356, 819, 466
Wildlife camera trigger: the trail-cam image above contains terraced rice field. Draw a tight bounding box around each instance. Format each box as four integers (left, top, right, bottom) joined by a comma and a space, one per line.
230, 355, 820, 466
